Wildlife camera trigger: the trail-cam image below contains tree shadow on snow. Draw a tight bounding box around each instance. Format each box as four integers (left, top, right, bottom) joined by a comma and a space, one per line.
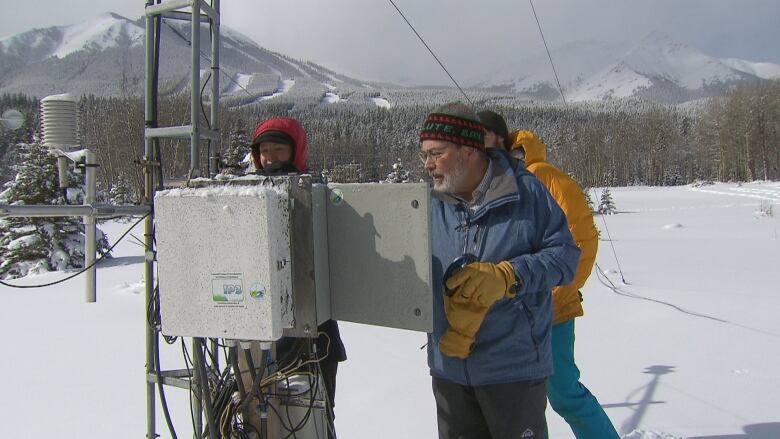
688, 422, 780, 439
96, 255, 145, 267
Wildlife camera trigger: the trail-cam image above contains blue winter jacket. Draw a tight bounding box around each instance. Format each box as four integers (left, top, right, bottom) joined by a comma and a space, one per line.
427, 148, 580, 386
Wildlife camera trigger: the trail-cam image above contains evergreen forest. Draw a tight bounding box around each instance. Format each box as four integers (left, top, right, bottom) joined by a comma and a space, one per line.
1, 80, 778, 204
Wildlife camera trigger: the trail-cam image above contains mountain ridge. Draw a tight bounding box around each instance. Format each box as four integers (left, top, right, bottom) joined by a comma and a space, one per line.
475, 31, 779, 103
0, 12, 374, 100
1, 14, 778, 104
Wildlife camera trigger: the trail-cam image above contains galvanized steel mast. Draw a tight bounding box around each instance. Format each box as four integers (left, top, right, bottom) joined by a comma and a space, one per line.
143, 1, 221, 437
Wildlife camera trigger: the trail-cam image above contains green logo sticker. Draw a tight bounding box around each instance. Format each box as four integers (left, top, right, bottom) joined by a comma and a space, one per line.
249, 282, 266, 299
330, 188, 344, 206
211, 274, 244, 304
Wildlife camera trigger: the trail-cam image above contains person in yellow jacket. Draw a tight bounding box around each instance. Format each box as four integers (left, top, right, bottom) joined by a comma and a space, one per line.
479, 111, 619, 438
509, 129, 619, 439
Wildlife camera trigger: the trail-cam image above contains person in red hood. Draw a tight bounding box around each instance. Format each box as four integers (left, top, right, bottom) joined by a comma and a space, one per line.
249, 117, 309, 174
246, 117, 347, 438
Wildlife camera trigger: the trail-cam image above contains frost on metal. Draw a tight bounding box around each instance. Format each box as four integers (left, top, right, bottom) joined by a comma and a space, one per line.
154, 182, 293, 341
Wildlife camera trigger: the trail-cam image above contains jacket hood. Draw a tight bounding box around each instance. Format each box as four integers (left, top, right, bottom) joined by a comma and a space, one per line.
509, 130, 546, 166
250, 117, 308, 172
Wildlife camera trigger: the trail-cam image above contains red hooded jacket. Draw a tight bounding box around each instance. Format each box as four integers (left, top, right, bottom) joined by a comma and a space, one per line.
250, 117, 308, 172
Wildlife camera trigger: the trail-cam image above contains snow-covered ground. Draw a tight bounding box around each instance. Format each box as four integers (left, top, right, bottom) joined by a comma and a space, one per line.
369, 96, 392, 108
224, 73, 254, 95
323, 91, 341, 103
1, 182, 779, 439
258, 78, 295, 101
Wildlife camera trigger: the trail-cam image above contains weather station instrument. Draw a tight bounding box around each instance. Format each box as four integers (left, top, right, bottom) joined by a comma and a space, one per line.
1, 1, 434, 438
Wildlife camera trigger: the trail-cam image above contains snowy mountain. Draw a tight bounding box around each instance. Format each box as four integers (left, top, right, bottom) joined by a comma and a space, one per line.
472, 39, 628, 99
722, 57, 780, 80
0, 12, 372, 99
477, 32, 780, 103
2, 14, 778, 104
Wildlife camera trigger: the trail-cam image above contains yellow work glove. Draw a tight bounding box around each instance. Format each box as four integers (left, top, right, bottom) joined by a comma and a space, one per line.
439, 296, 489, 359
445, 261, 518, 307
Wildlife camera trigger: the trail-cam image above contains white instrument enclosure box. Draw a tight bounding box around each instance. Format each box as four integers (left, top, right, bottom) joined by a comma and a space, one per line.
154, 184, 293, 341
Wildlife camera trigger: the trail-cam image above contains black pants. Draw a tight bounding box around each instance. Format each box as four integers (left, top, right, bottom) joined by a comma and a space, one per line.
432, 377, 548, 439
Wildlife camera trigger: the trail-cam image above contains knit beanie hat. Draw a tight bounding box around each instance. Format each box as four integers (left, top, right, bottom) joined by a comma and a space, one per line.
477, 110, 509, 139
420, 102, 485, 149
251, 130, 295, 149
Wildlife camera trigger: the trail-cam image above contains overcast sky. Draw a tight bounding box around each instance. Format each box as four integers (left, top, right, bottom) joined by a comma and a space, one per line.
1, 0, 778, 85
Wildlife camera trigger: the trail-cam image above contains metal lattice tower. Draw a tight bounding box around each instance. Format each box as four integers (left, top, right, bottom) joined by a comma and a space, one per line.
143, 1, 221, 438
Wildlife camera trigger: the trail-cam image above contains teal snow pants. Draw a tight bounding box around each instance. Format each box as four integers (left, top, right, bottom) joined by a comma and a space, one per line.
548, 319, 620, 439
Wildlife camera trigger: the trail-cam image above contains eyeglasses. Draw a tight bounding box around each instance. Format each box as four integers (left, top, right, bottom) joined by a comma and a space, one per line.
419, 144, 457, 164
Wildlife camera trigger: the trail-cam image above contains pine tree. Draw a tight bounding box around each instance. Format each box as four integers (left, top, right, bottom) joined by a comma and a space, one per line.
385, 158, 410, 183
597, 188, 618, 215
583, 186, 596, 212
0, 141, 110, 279
108, 174, 133, 205
223, 128, 250, 174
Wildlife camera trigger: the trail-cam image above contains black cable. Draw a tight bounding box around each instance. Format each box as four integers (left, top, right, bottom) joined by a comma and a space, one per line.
288, 343, 320, 437
154, 330, 179, 439
313, 336, 338, 439
151, 3, 164, 193
592, 188, 628, 283
128, 232, 146, 248
281, 348, 320, 439
266, 396, 298, 434
163, 19, 254, 99
147, 283, 161, 328
209, 365, 239, 437
199, 69, 215, 177
200, 72, 212, 130
386, 0, 473, 106
181, 340, 201, 439
204, 339, 226, 392
192, 338, 220, 439
243, 350, 267, 399
594, 262, 728, 323
153, 6, 161, 120
525, 0, 631, 288
229, 347, 249, 399
148, 283, 177, 345
147, 246, 178, 344
242, 346, 319, 437
266, 336, 329, 439
283, 376, 300, 439
235, 421, 261, 439
200, 17, 214, 132
0, 213, 149, 289
528, 0, 567, 104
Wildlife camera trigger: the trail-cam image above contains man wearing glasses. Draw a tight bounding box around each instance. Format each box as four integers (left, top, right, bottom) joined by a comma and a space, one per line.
420, 102, 580, 439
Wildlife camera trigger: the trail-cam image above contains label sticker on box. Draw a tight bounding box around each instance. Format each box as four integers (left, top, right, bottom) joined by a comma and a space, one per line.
211, 273, 244, 304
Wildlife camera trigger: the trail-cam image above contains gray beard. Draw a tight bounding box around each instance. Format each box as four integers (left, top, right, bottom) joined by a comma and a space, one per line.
433, 154, 468, 196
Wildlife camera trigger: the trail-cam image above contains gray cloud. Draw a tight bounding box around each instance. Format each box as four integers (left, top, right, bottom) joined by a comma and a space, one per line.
2, 0, 778, 85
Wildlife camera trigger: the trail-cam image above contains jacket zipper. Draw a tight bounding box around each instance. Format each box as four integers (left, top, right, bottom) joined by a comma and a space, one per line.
521, 302, 541, 362
455, 206, 471, 255
457, 205, 475, 385
471, 224, 484, 257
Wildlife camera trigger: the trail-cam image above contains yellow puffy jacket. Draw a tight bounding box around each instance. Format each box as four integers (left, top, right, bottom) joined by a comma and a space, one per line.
509, 130, 598, 324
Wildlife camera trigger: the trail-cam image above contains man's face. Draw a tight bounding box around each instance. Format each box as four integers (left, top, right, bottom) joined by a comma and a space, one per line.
257, 141, 293, 168
421, 139, 468, 194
